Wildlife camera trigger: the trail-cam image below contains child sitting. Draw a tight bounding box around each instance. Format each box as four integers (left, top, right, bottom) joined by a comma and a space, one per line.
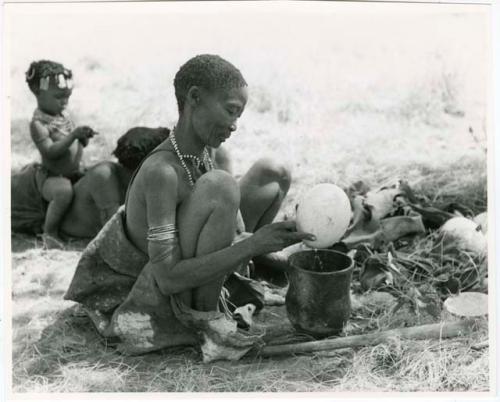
26, 60, 97, 248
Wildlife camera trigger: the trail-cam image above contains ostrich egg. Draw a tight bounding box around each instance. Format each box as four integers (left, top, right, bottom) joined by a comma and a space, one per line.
296, 183, 352, 248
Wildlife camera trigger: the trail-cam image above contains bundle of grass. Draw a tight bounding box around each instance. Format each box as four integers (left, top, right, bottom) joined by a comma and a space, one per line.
410, 158, 487, 215
349, 230, 487, 326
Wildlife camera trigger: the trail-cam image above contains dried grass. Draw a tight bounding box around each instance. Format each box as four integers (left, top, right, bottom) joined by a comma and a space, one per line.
11, 232, 490, 392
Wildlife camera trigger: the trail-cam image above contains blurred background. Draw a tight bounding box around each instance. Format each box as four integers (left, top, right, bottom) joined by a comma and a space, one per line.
7, 1, 489, 214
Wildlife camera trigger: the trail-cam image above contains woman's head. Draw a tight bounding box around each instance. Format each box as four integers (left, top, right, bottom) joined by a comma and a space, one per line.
113, 127, 170, 170
174, 55, 248, 148
174, 54, 247, 114
26, 60, 73, 115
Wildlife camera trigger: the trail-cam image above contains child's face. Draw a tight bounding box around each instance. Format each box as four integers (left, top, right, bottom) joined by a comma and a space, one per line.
36, 87, 72, 115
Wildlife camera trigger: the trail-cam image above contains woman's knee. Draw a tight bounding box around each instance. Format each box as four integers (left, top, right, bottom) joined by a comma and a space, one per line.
195, 170, 240, 207
252, 158, 292, 191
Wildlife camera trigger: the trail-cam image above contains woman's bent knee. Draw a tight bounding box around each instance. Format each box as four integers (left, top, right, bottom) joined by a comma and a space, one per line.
251, 158, 292, 189
195, 170, 240, 206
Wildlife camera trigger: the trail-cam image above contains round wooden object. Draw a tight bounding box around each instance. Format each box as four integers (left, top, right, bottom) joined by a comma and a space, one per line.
443, 292, 488, 320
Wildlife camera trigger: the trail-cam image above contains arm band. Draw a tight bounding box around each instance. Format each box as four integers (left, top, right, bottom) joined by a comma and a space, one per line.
147, 224, 178, 243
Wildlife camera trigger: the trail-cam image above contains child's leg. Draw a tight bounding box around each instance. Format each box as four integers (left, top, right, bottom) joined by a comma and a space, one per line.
41, 176, 73, 241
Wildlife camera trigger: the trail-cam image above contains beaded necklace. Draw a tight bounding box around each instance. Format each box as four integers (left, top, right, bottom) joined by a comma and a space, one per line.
169, 127, 213, 187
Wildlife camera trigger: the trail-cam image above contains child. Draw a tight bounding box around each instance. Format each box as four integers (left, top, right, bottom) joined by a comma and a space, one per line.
25, 60, 97, 248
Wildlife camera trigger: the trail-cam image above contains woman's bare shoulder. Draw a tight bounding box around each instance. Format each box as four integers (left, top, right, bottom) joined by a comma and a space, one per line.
137, 151, 180, 189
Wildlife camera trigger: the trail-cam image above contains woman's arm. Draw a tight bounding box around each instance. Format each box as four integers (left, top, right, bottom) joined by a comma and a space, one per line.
143, 164, 312, 296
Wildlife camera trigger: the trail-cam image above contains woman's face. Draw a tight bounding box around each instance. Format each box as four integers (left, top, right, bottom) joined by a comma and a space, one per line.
191, 86, 248, 148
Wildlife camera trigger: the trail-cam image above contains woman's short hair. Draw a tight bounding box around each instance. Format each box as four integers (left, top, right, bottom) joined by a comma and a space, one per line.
174, 54, 247, 113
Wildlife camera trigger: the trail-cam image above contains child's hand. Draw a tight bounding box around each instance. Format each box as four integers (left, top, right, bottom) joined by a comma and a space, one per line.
73, 126, 98, 146
79, 137, 90, 147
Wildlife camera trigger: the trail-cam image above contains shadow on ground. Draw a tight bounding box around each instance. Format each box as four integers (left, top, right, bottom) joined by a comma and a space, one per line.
11, 233, 90, 253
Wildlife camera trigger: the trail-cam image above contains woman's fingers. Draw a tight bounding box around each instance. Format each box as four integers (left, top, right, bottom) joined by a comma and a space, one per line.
272, 220, 297, 230
252, 220, 316, 252
270, 220, 316, 241
286, 231, 316, 243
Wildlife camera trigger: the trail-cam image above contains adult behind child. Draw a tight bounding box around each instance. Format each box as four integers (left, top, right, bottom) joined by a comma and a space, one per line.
25, 60, 97, 248
65, 54, 315, 355
12, 125, 230, 240
60, 127, 170, 238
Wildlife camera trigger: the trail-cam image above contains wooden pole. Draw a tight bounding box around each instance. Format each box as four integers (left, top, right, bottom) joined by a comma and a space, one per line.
259, 319, 476, 357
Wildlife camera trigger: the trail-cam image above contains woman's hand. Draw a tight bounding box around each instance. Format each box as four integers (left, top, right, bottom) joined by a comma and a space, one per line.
247, 220, 315, 256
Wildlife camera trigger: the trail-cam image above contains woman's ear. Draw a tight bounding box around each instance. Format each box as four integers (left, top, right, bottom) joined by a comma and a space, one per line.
186, 86, 201, 108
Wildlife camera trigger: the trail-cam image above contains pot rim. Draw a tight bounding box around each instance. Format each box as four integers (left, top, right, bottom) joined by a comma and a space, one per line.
288, 249, 354, 276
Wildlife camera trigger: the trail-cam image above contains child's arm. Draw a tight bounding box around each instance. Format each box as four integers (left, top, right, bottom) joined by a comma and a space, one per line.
30, 121, 93, 159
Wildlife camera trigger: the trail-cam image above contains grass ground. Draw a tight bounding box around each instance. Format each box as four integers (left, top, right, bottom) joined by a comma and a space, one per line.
8, 7, 490, 394
10, 233, 490, 392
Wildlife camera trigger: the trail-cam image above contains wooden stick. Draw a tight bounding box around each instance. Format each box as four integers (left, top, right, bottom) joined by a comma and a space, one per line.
471, 340, 489, 351
259, 319, 476, 357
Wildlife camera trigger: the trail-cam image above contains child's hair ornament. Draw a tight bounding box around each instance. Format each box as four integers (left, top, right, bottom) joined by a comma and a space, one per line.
26, 67, 73, 91
56, 73, 73, 89
25, 67, 36, 81
39, 76, 50, 91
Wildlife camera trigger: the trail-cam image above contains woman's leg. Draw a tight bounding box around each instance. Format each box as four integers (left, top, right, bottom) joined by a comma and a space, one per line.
176, 170, 240, 311
239, 159, 292, 285
238, 158, 291, 232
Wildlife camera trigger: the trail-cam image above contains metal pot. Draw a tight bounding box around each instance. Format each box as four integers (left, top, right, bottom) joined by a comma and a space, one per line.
286, 250, 354, 337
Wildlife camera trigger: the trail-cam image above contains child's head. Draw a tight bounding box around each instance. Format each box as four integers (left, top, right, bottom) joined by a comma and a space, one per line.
113, 127, 170, 170
26, 60, 73, 115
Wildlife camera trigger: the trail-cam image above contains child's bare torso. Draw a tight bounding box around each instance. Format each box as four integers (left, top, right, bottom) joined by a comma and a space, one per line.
43, 137, 83, 179
31, 109, 83, 177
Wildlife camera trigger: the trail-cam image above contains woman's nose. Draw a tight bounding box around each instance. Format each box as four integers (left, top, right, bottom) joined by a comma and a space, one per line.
229, 122, 237, 132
